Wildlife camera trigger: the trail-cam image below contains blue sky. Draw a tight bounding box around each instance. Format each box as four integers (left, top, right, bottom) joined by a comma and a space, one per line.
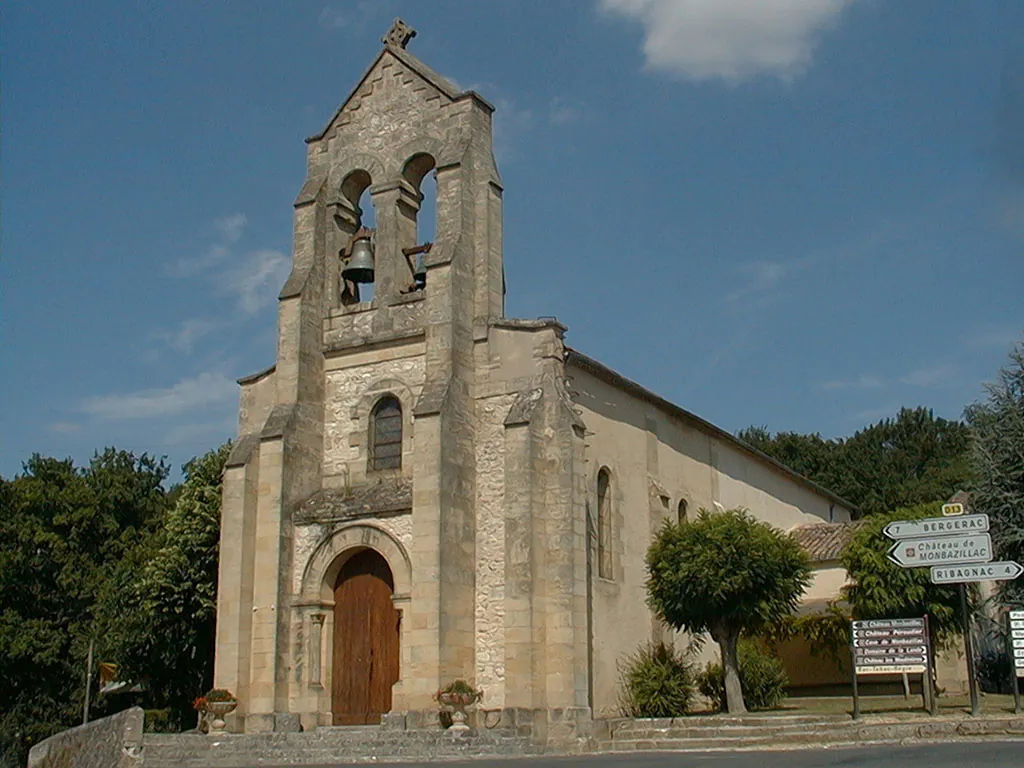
3, 0, 1023, 480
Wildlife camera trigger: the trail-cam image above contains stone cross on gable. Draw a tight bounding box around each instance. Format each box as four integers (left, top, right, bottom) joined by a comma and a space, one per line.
382, 18, 416, 49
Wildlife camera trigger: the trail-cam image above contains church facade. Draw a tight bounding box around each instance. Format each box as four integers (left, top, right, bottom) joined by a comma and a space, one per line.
213, 22, 854, 734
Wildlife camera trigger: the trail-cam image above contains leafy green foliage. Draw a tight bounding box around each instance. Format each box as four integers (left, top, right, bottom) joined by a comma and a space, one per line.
617, 642, 696, 718
840, 503, 960, 647
740, 407, 972, 515
760, 601, 852, 664
97, 444, 230, 730
697, 641, 789, 712
646, 509, 810, 713
0, 450, 170, 766
965, 340, 1024, 605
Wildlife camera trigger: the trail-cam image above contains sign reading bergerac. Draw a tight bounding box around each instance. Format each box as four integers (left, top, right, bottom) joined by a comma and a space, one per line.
851, 618, 930, 675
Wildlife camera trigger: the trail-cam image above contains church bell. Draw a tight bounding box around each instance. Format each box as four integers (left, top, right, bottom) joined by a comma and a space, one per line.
413, 252, 427, 289
342, 236, 375, 284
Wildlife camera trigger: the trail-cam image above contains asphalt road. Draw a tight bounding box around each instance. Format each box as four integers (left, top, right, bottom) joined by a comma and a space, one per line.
294, 741, 1024, 768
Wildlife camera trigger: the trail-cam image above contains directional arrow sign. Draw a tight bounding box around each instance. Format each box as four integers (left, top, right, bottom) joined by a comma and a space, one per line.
887, 533, 992, 568
930, 561, 1023, 584
884, 514, 989, 540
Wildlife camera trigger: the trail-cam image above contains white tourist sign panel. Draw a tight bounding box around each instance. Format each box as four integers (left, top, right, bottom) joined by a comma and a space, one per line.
1012, 611, 1024, 677
887, 533, 992, 568
883, 514, 989, 540
851, 618, 930, 675
930, 561, 1023, 584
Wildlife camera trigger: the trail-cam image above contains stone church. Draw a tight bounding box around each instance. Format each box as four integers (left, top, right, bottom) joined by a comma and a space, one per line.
213, 21, 854, 734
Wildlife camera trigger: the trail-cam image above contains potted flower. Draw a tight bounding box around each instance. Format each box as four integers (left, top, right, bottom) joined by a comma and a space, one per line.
434, 680, 482, 732
202, 689, 238, 735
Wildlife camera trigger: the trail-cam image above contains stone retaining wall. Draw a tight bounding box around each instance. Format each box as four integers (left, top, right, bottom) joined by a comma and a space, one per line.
27, 707, 144, 768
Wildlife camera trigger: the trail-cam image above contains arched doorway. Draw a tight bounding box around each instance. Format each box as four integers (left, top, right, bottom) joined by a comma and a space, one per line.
332, 549, 400, 725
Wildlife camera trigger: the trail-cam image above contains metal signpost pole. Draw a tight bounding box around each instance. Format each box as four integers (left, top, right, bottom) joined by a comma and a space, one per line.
924, 614, 937, 716
850, 623, 860, 721
82, 637, 94, 725
960, 584, 980, 716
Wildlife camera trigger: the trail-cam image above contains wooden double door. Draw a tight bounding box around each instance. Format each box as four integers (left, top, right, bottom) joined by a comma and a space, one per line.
332, 550, 400, 725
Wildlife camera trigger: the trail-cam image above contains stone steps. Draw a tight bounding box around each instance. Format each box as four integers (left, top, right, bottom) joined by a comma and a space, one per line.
143, 729, 540, 768
604, 716, 1024, 753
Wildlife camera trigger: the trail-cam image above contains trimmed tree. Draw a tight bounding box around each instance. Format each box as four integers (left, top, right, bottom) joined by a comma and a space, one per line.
646, 508, 811, 714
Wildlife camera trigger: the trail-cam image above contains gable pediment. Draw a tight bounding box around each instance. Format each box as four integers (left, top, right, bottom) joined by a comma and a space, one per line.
307, 46, 488, 145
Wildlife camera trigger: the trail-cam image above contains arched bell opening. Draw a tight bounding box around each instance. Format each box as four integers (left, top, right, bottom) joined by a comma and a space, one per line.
400, 152, 437, 292
339, 169, 377, 304
328, 548, 400, 725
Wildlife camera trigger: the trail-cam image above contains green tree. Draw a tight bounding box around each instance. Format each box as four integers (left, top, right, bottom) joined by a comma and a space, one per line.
965, 340, 1024, 605
645, 509, 811, 714
98, 443, 230, 729
840, 502, 961, 646
0, 451, 169, 766
739, 407, 972, 515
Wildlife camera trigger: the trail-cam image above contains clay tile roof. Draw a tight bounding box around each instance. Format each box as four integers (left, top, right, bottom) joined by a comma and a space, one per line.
789, 521, 863, 563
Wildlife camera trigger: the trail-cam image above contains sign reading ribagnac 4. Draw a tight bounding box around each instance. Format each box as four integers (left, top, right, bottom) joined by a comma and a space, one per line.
851, 618, 931, 675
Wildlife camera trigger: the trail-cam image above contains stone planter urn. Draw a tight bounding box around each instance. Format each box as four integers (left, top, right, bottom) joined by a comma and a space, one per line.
206, 699, 238, 735
435, 683, 482, 735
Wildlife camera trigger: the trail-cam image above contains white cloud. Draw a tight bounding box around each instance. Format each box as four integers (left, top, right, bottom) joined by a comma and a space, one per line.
218, 249, 291, 315
851, 404, 901, 424
492, 96, 534, 161
158, 416, 237, 450
80, 372, 237, 421
963, 327, 1023, 350
318, 6, 349, 30
48, 421, 82, 434
599, 0, 856, 83
549, 97, 583, 125
168, 213, 247, 277
898, 364, 958, 388
818, 364, 958, 395
818, 374, 884, 391
317, 2, 376, 32
725, 260, 789, 305
155, 317, 224, 354
214, 213, 247, 244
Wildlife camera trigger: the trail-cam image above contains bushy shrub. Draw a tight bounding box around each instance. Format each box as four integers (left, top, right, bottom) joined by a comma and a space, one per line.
618, 642, 696, 718
697, 641, 788, 712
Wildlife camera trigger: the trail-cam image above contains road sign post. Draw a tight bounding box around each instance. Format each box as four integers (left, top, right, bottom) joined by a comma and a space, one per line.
960, 585, 980, 716
884, 507, 1022, 717
1011, 610, 1024, 715
850, 618, 932, 719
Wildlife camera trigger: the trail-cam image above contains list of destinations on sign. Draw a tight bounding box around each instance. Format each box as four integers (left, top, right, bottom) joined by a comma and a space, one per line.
1012, 611, 1024, 677
851, 618, 930, 675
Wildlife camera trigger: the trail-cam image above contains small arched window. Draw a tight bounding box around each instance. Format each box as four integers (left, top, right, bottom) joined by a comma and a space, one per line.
597, 468, 613, 580
677, 499, 688, 524
369, 396, 402, 471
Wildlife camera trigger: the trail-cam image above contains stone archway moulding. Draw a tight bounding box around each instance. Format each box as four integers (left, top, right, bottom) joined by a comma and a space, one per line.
300, 522, 412, 604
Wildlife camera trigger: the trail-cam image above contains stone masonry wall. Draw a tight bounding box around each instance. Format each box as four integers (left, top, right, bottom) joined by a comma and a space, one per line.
474, 392, 517, 709
322, 353, 425, 478
28, 707, 143, 768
